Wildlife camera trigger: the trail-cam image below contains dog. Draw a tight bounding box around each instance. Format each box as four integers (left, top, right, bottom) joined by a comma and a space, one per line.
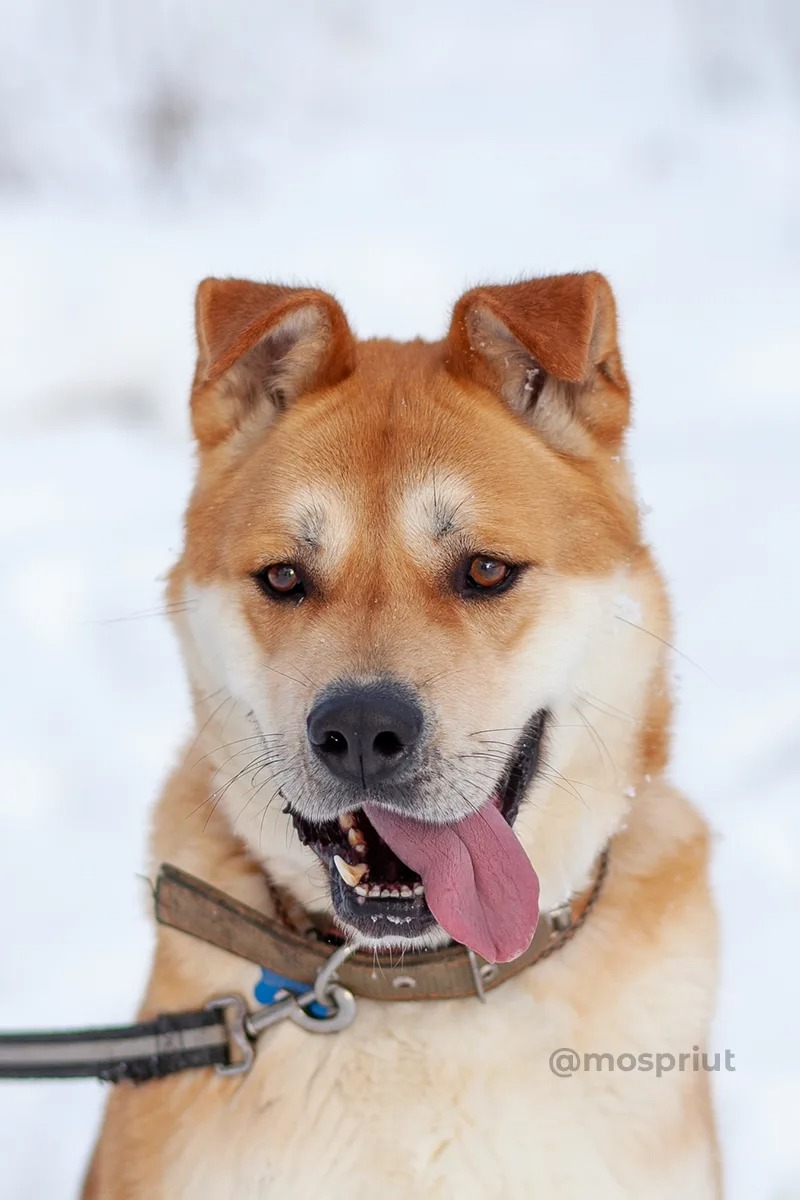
84, 271, 720, 1198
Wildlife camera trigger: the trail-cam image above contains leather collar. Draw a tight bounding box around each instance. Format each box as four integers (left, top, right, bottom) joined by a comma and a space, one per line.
154, 852, 609, 1003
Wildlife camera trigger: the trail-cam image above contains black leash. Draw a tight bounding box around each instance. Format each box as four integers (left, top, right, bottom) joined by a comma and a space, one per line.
0, 1008, 231, 1084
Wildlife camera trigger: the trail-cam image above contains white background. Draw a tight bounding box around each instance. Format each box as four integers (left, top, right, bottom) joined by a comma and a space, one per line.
0, 2, 798, 1196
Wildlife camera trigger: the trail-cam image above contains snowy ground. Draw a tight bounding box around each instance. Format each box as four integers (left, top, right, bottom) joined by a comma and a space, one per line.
0, 3, 798, 1197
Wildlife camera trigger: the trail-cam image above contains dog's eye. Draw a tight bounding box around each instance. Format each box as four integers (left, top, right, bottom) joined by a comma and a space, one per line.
468, 557, 510, 588
462, 556, 515, 595
254, 563, 306, 601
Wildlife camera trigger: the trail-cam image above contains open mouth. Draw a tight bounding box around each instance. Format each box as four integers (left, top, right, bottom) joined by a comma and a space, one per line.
290, 710, 547, 962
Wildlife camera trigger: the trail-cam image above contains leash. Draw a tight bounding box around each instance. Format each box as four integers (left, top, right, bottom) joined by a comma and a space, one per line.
0, 943, 357, 1083
0, 853, 608, 1084
0, 1009, 231, 1083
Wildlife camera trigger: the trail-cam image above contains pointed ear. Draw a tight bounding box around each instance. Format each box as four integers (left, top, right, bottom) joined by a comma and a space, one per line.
445, 272, 629, 452
191, 278, 356, 449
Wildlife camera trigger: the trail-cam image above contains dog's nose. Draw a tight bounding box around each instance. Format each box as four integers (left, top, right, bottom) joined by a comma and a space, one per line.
307, 683, 423, 786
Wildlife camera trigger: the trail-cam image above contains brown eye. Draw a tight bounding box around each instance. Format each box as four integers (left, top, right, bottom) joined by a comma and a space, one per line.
465, 557, 513, 592
254, 563, 306, 601
468, 557, 510, 588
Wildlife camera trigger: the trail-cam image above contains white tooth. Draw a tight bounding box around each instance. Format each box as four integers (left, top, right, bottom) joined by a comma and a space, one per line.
333, 855, 368, 887
368, 885, 383, 898
400, 885, 413, 898
355, 884, 368, 896
413, 884, 425, 896
381, 888, 394, 898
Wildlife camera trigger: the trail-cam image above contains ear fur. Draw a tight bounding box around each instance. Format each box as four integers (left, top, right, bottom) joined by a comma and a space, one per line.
445, 272, 629, 452
191, 278, 356, 450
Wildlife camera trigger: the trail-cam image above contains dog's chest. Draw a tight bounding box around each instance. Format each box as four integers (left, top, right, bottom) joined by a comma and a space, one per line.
157, 993, 711, 1200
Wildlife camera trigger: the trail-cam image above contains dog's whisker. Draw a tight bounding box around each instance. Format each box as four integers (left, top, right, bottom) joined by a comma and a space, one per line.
191, 752, 267, 827
283, 661, 318, 688
468, 726, 528, 737
419, 667, 468, 689
95, 601, 198, 625
575, 689, 635, 723
264, 664, 313, 689
571, 700, 617, 782
613, 615, 710, 678
188, 733, 266, 771
183, 692, 237, 766
537, 760, 591, 810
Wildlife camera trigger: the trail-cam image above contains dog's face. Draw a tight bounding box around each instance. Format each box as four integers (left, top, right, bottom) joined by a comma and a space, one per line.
172, 274, 657, 962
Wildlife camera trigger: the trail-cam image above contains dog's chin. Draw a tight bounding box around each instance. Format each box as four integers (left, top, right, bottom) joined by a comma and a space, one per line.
288, 708, 547, 952
329, 866, 447, 950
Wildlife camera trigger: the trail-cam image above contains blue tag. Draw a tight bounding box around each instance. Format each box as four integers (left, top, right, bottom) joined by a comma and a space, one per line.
254, 967, 328, 1019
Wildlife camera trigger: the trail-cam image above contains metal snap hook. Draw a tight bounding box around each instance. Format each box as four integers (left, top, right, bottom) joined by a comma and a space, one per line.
206, 993, 255, 1076
208, 942, 358, 1072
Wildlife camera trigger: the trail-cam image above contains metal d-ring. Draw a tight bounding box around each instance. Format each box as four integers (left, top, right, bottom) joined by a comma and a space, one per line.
248, 943, 358, 1038
289, 982, 357, 1034
312, 941, 357, 1007
283, 942, 358, 1033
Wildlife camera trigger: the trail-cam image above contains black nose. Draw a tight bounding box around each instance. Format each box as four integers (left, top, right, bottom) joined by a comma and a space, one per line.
307, 683, 423, 786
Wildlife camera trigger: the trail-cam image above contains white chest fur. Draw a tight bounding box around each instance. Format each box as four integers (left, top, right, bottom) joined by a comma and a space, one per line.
159, 964, 717, 1200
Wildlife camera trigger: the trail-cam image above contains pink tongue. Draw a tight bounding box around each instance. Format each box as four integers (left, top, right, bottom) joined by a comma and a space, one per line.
363, 800, 539, 963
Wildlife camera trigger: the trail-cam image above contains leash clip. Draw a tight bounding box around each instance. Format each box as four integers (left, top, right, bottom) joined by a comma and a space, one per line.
205, 994, 256, 1077
207, 945, 358, 1076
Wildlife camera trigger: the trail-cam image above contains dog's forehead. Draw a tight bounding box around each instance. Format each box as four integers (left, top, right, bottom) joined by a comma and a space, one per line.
272, 367, 501, 548
278, 470, 475, 561
227, 344, 619, 571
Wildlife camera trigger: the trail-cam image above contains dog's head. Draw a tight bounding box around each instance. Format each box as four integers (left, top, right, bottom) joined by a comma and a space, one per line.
170, 274, 667, 962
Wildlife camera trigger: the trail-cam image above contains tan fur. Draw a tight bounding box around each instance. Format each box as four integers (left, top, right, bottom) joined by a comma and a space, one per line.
84, 274, 720, 1198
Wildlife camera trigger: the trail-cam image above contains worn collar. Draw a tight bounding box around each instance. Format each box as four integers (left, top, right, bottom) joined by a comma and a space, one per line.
155, 851, 609, 1003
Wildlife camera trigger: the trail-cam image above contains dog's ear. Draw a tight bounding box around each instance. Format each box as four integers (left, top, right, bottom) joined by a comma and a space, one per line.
445, 272, 629, 452
191, 278, 356, 449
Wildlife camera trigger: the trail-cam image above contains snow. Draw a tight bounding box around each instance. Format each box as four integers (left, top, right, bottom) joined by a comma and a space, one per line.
0, 2, 798, 1196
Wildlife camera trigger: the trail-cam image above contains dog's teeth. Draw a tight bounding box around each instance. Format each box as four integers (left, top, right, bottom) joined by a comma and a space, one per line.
347, 828, 367, 856
339, 812, 357, 831
400, 885, 413, 898
413, 883, 425, 897
333, 855, 368, 888
381, 888, 394, 898
355, 884, 368, 897
368, 885, 383, 898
